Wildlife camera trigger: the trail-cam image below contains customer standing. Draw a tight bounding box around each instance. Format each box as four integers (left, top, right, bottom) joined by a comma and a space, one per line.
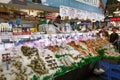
4, 18, 15, 27
99, 26, 107, 33
99, 26, 109, 39
110, 27, 119, 49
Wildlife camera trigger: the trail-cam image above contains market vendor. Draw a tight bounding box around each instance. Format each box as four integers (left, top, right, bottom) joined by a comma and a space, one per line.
4, 18, 15, 27
109, 27, 119, 49
45, 20, 56, 34
53, 15, 63, 32
16, 16, 21, 26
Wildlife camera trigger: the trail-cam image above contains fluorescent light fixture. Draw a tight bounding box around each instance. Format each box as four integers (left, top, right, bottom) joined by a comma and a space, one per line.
0, 0, 11, 4
108, 15, 113, 17
118, 0, 120, 2
113, 11, 120, 14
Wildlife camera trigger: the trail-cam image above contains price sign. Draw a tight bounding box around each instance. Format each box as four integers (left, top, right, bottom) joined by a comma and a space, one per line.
0, 38, 2, 43
0, 44, 5, 51
2, 53, 11, 70
5, 43, 13, 49
12, 47, 17, 55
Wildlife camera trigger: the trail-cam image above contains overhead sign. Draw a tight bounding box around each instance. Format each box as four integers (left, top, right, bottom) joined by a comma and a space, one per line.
12, 0, 27, 5
0, 0, 11, 4
60, 6, 104, 21
110, 17, 120, 21
76, 0, 100, 7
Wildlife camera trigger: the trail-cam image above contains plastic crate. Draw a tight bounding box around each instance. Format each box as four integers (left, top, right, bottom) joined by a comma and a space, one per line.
99, 61, 110, 80
109, 63, 120, 80
110, 72, 120, 80
99, 60, 120, 80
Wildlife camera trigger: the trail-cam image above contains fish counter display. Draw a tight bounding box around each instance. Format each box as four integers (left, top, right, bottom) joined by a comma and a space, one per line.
0, 34, 120, 80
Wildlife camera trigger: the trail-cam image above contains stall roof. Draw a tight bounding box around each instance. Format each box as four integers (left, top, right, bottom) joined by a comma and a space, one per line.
0, 1, 59, 12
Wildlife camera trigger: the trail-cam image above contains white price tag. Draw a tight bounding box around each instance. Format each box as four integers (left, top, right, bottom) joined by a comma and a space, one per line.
0, 38, 2, 43
0, 44, 5, 51
5, 43, 13, 49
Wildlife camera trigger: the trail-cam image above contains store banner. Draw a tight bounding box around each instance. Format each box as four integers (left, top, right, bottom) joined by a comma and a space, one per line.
60, 5, 104, 21
0, 0, 11, 4
110, 17, 120, 21
12, 0, 27, 5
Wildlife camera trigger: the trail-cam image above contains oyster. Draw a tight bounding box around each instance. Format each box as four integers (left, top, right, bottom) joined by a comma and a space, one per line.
28, 57, 48, 76
21, 46, 38, 56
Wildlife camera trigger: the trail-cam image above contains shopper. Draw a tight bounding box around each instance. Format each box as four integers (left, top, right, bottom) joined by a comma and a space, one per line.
109, 27, 119, 49
99, 26, 108, 39
99, 26, 106, 33
102, 31, 109, 41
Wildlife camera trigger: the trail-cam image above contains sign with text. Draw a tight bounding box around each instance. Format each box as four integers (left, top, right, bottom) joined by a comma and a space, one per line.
76, 0, 100, 7
60, 5, 104, 20
110, 17, 120, 21
12, 0, 27, 5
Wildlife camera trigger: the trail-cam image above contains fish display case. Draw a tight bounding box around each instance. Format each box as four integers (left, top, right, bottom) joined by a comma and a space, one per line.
0, 32, 120, 80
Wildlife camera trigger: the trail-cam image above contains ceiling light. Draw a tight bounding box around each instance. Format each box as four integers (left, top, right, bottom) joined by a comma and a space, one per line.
118, 0, 120, 2
113, 11, 120, 14
108, 15, 113, 17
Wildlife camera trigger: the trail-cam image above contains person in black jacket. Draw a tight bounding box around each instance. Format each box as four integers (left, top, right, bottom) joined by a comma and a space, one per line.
110, 27, 119, 48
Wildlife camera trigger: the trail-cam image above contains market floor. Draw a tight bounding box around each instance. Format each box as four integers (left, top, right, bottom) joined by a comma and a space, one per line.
85, 75, 102, 80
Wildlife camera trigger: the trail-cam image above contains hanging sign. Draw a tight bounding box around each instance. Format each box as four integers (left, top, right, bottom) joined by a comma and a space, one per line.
60, 5, 104, 21
12, 0, 27, 5
76, 0, 100, 7
110, 17, 120, 21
